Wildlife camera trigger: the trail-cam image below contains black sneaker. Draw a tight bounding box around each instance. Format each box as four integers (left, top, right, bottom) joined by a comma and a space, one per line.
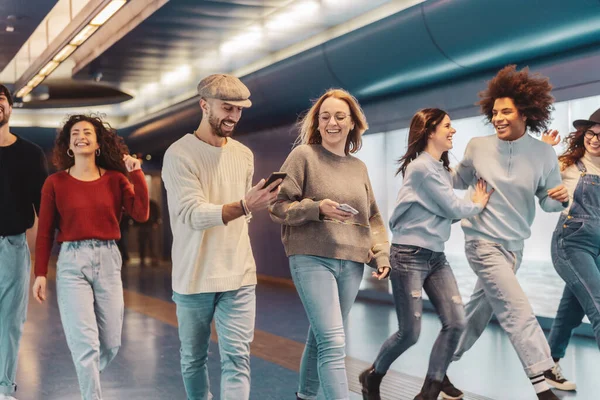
544, 362, 577, 391
440, 375, 464, 399
537, 389, 559, 400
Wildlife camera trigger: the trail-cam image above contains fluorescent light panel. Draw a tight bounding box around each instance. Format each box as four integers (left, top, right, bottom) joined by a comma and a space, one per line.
28, 75, 45, 87
91, 0, 127, 26
70, 24, 99, 46
15, 0, 128, 99
39, 60, 59, 76
53, 44, 77, 62
15, 86, 32, 98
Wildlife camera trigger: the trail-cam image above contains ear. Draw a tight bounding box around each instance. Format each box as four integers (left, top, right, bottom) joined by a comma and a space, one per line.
200, 98, 209, 113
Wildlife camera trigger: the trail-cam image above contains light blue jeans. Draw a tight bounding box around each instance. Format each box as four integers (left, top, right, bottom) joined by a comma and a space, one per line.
57, 240, 124, 400
453, 240, 554, 377
173, 285, 256, 400
0, 233, 30, 396
290, 255, 364, 400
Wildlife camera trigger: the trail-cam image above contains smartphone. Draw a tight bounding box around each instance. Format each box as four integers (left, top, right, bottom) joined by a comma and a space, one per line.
337, 203, 359, 215
263, 172, 287, 191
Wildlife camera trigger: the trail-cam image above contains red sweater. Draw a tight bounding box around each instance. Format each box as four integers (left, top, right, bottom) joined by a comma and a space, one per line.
35, 169, 149, 277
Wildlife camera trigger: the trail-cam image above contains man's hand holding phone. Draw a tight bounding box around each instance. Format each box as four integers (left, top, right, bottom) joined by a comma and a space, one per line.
262, 172, 287, 192
245, 176, 283, 212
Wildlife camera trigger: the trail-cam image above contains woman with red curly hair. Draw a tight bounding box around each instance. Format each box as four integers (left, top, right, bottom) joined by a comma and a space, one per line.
443, 65, 567, 400
31, 114, 149, 400
540, 108, 600, 392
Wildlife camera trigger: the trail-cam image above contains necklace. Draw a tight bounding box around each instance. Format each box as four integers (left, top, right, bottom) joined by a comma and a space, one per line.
193, 130, 226, 146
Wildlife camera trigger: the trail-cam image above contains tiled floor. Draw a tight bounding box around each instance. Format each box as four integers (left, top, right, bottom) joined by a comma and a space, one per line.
12, 262, 599, 399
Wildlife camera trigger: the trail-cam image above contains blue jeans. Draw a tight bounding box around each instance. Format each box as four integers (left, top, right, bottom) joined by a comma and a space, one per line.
289, 255, 364, 400
453, 240, 554, 377
548, 214, 600, 357
373, 245, 465, 381
57, 240, 124, 400
0, 234, 30, 396
173, 285, 256, 400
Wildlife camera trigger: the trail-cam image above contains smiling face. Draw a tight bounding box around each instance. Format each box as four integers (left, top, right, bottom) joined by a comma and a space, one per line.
202, 98, 243, 138
317, 97, 355, 154
584, 124, 600, 157
0, 92, 11, 128
69, 121, 100, 156
428, 114, 456, 152
492, 97, 527, 141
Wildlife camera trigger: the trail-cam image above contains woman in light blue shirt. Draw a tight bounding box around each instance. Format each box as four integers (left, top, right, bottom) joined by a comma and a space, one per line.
359, 108, 492, 400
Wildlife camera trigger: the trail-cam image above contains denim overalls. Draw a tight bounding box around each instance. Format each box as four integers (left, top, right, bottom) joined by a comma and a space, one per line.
548, 160, 600, 357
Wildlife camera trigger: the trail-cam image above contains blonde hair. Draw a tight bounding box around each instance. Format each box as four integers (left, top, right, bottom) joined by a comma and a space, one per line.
296, 88, 368, 154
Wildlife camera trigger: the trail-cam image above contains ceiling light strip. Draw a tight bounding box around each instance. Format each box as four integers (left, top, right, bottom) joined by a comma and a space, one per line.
14, 0, 128, 100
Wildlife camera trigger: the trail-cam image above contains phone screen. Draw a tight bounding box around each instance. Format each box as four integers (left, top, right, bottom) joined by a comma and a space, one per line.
263, 172, 287, 191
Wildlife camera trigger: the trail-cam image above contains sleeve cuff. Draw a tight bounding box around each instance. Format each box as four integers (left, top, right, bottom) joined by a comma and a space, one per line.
192, 203, 226, 228
368, 252, 390, 270
307, 200, 322, 222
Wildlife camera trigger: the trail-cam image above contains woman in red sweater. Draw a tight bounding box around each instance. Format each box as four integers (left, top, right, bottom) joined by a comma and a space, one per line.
32, 114, 149, 400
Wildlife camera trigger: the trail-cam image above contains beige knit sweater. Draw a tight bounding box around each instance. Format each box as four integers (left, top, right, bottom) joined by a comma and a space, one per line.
270, 144, 390, 269
162, 134, 257, 294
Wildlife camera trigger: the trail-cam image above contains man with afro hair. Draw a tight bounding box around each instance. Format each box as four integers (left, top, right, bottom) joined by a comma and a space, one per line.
442, 66, 568, 400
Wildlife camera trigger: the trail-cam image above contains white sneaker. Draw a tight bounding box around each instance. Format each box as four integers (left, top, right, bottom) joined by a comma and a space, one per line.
0, 395, 18, 400
544, 362, 577, 391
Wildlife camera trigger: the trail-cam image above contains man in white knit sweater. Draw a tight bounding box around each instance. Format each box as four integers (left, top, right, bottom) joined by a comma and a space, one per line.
162, 74, 281, 400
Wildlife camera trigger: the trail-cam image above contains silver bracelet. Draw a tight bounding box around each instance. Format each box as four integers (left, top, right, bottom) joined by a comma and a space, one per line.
241, 199, 252, 223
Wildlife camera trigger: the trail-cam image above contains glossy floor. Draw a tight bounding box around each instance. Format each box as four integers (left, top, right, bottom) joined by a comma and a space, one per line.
12, 263, 599, 400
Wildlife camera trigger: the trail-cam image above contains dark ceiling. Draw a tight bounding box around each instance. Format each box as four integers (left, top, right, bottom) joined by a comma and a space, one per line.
0, 0, 58, 72
6, 0, 600, 157
74, 0, 291, 83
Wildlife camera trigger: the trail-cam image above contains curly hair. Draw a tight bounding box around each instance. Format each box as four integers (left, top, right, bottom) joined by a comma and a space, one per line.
296, 88, 368, 155
397, 108, 450, 177
478, 65, 554, 134
52, 114, 129, 176
558, 123, 596, 170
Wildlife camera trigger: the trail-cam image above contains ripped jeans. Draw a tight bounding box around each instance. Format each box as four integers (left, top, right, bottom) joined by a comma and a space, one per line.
373, 245, 465, 381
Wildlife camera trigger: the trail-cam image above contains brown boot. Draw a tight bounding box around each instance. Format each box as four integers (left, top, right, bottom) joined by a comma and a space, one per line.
440, 374, 464, 399
358, 365, 385, 400
414, 377, 443, 400
537, 389, 559, 400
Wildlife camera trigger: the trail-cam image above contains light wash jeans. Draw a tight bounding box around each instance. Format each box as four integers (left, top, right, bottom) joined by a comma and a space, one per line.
0, 233, 30, 396
373, 245, 465, 382
453, 240, 554, 377
290, 255, 364, 400
173, 285, 256, 400
56, 240, 124, 400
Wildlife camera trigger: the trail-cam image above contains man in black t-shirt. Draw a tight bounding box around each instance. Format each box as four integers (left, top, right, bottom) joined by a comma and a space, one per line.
0, 84, 48, 399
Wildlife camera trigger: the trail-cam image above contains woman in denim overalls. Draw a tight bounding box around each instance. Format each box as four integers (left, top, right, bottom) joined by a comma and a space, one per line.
542, 108, 600, 392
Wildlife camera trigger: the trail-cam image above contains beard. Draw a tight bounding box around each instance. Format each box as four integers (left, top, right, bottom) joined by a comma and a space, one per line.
208, 112, 236, 138
0, 109, 8, 128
